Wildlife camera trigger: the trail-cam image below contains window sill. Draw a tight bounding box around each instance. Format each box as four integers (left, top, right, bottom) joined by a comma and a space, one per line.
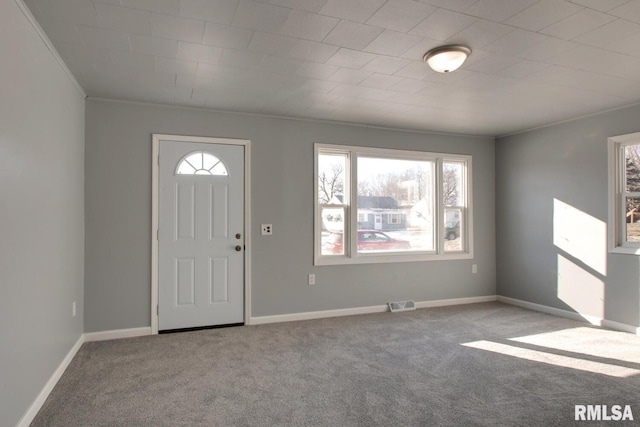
315, 252, 473, 266
610, 246, 640, 256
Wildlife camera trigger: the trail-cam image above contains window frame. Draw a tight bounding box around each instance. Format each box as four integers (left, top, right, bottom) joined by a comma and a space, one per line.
609, 132, 640, 255
314, 143, 473, 265
441, 158, 468, 254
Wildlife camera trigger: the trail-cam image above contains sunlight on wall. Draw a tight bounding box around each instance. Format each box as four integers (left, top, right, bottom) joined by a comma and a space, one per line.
509, 327, 640, 365
553, 198, 607, 276
462, 340, 639, 378
557, 254, 605, 320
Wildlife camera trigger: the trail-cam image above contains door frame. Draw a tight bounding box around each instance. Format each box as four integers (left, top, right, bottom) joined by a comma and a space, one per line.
151, 134, 251, 334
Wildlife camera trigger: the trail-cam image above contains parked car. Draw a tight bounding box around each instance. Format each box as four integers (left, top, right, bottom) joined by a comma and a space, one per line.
445, 221, 460, 240
324, 230, 411, 254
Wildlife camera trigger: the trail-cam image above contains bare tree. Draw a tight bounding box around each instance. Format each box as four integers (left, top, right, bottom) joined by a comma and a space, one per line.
358, 167, 430, 202
627, 145, 640, 193
443, 165, 459, 206
357, 178, 375, 197
626, 145, 640, 221
318, 163, 344, 204
628, 145, 640, 169
358, 172, 395, 197
402, 167, 429, 200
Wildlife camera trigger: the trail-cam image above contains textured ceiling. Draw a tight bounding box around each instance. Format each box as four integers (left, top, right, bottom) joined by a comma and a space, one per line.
24, 0, 640, 136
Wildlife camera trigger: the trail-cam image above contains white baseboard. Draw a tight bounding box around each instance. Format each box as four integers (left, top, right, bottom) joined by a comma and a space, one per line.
16, 334, 84, 427
601, 318, 640, 335
249, 295, 497, 325
497, 296, 640, 335
84, 327, 152, 342
415, 295, 497, 309
249, 304, 388, 325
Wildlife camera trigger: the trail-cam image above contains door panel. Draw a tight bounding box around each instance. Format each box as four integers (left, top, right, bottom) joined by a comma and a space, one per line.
158, 141, 244, 330
210, 257, 228, 303
210, 184, 229, 239
176, 183, 196, 240
176, 258, 195, 306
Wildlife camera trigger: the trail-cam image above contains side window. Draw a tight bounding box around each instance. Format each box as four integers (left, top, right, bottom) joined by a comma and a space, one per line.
610, 132, 640, 253
443, 160, 466, 252
318, 152, 349, 257
623, 144, 640, 243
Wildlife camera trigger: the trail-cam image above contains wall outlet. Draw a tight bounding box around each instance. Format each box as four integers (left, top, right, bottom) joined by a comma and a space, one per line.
261, 224, 273, 235
308, 274, 315, 285
472, 264, 477, 274
72, 301, 77, 317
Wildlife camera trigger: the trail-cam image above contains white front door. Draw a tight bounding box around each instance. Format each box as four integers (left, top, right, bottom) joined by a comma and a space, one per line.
374, 214, 382, 230
158, 140, 244, 331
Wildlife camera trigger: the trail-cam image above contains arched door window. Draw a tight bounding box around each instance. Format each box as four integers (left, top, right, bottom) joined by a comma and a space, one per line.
175, 151, 228, 176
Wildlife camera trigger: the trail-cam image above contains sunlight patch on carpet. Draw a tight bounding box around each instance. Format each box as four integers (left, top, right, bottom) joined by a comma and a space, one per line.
462, 339, 640, 378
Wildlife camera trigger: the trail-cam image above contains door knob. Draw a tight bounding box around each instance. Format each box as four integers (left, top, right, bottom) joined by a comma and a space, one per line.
235, 233, 242, 239
235, 245, 242, 251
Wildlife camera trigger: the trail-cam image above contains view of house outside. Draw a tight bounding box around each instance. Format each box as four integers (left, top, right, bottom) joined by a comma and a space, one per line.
318, 153, 464, 254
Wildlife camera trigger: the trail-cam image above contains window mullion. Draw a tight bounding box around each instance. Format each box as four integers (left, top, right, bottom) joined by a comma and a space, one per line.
620, 193, 625, 246
350, 151, 357, 258
436, 158, 444, 254
619, 145, 626, 246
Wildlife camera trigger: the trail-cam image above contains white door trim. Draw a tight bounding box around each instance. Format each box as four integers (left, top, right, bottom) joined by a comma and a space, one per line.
151, 134, 251, 334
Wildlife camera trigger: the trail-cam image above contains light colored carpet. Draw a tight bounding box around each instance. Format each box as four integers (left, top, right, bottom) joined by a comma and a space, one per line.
31, 302, 640, 426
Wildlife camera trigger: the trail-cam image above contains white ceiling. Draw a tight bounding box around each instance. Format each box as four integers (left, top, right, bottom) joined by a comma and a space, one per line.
24, 0, 640, 136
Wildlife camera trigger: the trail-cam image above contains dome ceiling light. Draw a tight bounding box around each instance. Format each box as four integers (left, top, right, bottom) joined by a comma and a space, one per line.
423, 45, 471, 73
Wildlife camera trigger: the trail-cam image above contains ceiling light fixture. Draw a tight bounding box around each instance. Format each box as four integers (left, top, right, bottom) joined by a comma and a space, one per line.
423, 45, 471, 73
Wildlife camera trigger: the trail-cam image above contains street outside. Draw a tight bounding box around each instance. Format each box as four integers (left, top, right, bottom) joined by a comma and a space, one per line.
321, 229, 462, 253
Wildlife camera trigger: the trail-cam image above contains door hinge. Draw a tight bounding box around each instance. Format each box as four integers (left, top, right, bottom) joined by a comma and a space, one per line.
156, 305, 159, 315
157, 155, 160, 166
156, 229, 159, 240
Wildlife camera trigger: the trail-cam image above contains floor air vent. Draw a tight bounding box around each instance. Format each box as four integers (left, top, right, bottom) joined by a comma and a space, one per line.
388, 300, 416, 312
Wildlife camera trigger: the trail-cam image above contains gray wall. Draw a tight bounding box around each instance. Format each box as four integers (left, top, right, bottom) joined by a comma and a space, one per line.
0, 2, 85, 426
85, 99, 496, 331
496, 105, 640, 327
